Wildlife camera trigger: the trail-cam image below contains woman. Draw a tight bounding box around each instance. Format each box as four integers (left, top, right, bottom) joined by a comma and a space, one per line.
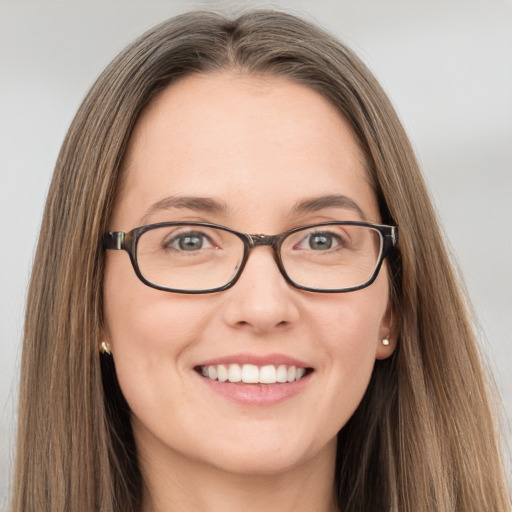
12, 9, 510, 512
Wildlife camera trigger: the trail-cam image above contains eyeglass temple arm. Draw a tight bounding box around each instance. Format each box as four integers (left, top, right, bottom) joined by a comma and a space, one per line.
104, 231, 126, 250
385, 226, 399, 250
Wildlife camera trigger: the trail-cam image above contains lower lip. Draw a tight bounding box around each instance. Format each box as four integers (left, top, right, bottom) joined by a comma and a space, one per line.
198, 373, 312, 406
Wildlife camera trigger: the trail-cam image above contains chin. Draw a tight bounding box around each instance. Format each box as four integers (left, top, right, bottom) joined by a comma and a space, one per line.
191, 427, 337, 478
203, 445, 314, 477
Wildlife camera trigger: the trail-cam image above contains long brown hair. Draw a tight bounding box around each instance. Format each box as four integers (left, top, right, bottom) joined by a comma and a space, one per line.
12, 10, 511, 512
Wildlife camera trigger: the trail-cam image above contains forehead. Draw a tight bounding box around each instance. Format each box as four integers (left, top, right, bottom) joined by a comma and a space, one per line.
113, 72, 378, 230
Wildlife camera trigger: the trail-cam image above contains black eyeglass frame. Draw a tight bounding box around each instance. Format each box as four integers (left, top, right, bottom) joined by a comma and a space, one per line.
104, 221, 398, 294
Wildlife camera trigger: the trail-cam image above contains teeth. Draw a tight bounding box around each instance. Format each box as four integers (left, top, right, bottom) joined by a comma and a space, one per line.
259, 365, 277, 384
241, 364, 259, 383
207, 366, 217, 380
217, 364, 228, 382
199, 363, 308, 384
228, 364, 242, 382
276, 364, 288, 383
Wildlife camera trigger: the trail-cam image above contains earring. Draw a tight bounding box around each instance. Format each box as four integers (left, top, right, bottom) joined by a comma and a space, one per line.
381, 337, 390, 346
100, 341, 112, 355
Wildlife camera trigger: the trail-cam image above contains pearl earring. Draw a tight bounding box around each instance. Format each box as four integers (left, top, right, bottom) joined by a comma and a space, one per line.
381, 337, 390, 346
100, 341, 112, 355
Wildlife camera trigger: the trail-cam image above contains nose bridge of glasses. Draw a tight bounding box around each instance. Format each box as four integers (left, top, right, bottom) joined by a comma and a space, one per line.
248, 234, 281, 251
241, 234, 284, 282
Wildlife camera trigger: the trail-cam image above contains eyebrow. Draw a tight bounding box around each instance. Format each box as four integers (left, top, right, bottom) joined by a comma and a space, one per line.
137, 193, 367, 226
290, 194, 367, 220
138, 195, 229, 225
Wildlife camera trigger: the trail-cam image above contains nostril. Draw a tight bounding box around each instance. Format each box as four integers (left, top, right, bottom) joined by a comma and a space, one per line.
232, 318, 291, 333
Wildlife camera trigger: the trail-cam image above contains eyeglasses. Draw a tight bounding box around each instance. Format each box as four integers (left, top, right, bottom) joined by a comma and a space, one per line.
104, 221, 398, 294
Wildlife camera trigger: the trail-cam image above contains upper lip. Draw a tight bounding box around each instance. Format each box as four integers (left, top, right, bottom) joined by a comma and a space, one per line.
196, 353, 312, 369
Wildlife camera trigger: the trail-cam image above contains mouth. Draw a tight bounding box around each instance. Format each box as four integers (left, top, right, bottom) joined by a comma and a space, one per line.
194, 363, 313, 384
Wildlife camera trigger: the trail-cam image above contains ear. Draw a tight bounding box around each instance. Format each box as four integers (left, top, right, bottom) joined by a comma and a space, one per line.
375, 301, 397, 360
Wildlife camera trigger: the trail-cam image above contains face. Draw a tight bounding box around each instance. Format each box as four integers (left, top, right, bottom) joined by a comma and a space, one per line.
103, 72, 395, 478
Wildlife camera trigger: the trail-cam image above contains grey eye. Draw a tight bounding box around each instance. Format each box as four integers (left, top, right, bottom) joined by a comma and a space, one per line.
308, 233, 334, 250
179, 234, 204, 251
165, 232, 213, 251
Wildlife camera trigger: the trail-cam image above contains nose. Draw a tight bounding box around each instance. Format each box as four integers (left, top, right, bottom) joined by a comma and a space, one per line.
220, 247, 300, 335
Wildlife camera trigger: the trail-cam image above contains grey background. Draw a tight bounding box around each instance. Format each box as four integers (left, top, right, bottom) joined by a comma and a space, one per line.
1, 0, 511, 507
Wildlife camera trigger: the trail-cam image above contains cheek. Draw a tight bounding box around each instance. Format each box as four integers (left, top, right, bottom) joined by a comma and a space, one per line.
311, 287, 384, 360
102, 255, 210, 402
320, 307, 378, 387
307, 284, 388, 425
103, 253, 203, 350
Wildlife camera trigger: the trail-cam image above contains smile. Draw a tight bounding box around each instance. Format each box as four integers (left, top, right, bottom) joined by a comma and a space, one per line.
196, 363, 310, 384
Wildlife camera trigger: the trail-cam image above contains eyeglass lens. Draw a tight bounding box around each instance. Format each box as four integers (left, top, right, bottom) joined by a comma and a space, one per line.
135, 224, 383, 292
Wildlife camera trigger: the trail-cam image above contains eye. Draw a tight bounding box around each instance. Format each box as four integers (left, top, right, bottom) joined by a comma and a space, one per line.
295, 231, 344, 251
164, 231, 214, 252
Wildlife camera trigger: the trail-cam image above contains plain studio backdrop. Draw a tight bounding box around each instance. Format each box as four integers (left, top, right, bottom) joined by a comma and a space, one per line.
0, 0, 511, 507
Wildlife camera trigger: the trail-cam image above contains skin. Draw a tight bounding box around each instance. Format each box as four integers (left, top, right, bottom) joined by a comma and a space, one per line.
103, 72, 396, 512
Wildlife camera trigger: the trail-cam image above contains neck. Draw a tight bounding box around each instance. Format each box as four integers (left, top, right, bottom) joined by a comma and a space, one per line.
138, 437, 339, 512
